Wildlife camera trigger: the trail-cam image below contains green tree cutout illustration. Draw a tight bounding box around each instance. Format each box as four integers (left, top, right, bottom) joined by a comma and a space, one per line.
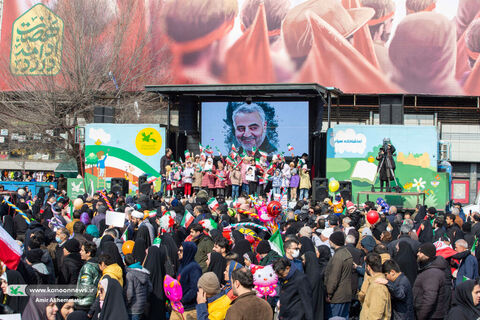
85, 152, 99, 174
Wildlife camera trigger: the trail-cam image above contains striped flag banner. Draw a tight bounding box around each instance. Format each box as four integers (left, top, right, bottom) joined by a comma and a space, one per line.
0, 226, 22, 269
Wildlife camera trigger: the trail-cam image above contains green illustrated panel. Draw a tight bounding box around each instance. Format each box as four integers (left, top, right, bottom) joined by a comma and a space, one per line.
326, 125, 448, 210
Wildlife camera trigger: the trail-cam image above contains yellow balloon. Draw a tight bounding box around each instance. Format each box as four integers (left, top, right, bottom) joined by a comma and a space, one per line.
329, 180, 339, 193
368, 156, 375, 163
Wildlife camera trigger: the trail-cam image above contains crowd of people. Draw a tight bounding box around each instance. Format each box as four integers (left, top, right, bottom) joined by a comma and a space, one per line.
158, 148, 312, 201
0, 160, 480, 320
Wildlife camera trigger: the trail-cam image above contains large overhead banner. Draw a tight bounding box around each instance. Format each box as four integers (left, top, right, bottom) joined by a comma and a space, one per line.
1, 0, 479, 96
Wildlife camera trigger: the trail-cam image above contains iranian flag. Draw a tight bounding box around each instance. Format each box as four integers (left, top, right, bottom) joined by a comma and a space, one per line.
207, 197, 220, 212
231, 144, 237, 153
287, 144, 294, 152
205, 145, 214, 155
199, 143, 204, 153
121, 228, 128, 242
147, 176, 158, 183
269, 229, 285, 256
181, 210, 194, 228
200, 218, 218, 231
255, 158, 263, 170
0, 226, 22, 269
226, 155, 235, 166
259, 150, 268, 158
184, 150, 190, 161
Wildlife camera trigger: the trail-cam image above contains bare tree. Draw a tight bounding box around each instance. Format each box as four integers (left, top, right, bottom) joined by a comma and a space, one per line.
0, 0, 170, 172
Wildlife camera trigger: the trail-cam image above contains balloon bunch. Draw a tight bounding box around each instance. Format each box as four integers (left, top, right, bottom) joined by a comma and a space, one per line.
376, 197, 390, 214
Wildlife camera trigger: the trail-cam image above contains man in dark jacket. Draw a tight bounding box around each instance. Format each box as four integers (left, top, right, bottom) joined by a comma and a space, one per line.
453, 239, 479, 287
76, 241, 101, 311
190, 224, 214, 273
273, 257, 313, 320
324, 231, 353, 319
54, 227, 70, 278
59, 238, 83, 285
387, 225, 421, 256
413, 243, 452, 320
256, 240, 282, 266
446, 213, 465, 246
160, 148, 173, 195
345, 234, 364, 296
225, 268, 273, 320
378, 259, 415, 320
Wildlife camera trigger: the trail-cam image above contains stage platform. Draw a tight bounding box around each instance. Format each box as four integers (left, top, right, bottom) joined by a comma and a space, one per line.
356, 191, 426, 210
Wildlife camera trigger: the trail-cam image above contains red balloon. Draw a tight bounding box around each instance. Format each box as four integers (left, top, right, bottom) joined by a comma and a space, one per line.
366, 210, 379, 225
267, 201, 282, 218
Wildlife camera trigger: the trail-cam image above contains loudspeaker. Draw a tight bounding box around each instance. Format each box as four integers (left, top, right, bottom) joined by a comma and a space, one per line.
379, 95, 404, 124
338, 181, 352, 201
178, 97, 198, 133
94, 106, 115, 123
312, 178, 329, 202
111, 178, 128, 196
138, 175, 147, 186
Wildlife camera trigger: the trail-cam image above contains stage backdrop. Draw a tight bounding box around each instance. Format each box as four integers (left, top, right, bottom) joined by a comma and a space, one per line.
326, 125, 449, 209
1, 0, 478, 96
201, 101, 309, 156
84, 124, 164, 193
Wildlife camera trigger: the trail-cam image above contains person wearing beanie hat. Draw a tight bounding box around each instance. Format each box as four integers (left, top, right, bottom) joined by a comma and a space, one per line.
198, 272, 221, 296
417, 242, 436, 260
361, 235, 376, 253
413, 243, 452, 319
59, 238, 83, 285
346, 200, 357, 214
324, 228, 354, 318
329, 231, 346, 247
257, 240, 282, 266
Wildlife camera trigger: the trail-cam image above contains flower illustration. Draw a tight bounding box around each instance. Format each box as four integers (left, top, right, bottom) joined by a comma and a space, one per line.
412, 178, 426, 192
431, 181, 440, 187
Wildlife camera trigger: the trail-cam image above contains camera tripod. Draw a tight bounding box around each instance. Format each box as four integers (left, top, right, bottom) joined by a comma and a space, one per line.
371, 152, 402, 193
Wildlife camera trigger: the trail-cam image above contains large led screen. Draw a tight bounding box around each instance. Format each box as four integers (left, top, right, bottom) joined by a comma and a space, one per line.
201, 101, 309, 156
